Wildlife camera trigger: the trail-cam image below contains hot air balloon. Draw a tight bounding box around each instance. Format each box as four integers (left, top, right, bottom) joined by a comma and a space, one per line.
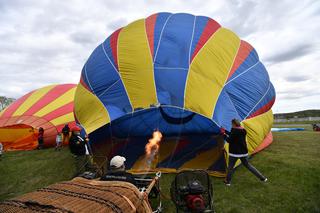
0, 84, 77, 150
74, 13, 275, 176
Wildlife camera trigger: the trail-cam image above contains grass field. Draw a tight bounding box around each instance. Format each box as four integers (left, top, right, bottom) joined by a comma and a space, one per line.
0, 148, 76, 200
0, 128, 319, 212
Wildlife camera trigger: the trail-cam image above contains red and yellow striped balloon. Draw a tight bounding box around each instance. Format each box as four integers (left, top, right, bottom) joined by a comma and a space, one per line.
0, 84, 77, 150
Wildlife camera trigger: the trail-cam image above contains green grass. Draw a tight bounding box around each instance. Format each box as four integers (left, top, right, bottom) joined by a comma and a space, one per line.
0, 148, 75, 200
1, 130, 320, 212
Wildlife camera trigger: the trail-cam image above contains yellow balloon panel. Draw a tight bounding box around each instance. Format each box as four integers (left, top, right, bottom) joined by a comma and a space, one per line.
242, 109, 274, 153
118, 19, 158, 110
34, 88, 76, 117
184, 28, 240, 118
13, 85, 56, 116
74, 84, 110, 134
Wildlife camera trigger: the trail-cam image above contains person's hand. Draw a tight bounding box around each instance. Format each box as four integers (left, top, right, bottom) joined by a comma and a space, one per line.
220, 127, 226, 135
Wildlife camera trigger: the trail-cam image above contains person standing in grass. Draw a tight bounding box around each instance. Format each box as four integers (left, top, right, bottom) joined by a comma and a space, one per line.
69, 126, 91, 176
37, 127, 44, 149
55, 132, 63, 151
223, 119, 267, 186
0, 142, 3, 160
62, 124, 70, 145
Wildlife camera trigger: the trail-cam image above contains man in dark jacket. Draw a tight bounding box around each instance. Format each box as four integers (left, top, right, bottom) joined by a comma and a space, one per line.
69, 130, 85, 156
69, 126, 88, 175
100, 155, 136, 185
223, 119, 267, 186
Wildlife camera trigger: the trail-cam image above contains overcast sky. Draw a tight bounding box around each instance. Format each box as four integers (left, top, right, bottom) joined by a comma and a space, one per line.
0, 0, 319, 113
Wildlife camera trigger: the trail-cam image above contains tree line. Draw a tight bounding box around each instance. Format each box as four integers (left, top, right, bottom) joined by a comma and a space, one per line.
0, 96, 16, 111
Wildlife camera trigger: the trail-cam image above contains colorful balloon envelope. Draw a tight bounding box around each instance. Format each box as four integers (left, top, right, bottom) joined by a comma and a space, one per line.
74, 13, 275, 175
0, 84, 77, 150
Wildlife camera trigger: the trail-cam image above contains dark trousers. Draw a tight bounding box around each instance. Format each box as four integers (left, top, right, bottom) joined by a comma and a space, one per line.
74, 155, 94, 176
37, 139, 44, 149
226, 156, 266, 183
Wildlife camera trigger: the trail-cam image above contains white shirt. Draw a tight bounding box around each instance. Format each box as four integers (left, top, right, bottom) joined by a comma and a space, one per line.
56, 135, 63, 144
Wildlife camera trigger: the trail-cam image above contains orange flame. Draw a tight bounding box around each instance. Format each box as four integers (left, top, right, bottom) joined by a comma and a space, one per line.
145, 130, 162, 157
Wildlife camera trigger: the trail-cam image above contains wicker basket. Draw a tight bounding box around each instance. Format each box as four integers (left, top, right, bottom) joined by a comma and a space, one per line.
0, 177, 152, 213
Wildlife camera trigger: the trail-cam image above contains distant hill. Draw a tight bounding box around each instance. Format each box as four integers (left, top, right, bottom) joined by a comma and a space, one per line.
274, 110, 320, 119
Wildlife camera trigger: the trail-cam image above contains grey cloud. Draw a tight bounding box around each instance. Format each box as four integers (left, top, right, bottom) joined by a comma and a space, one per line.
221, 0, 259, 37
107, 18, 128, 31
285, 75, 311, 82
0, 0, 319, 113
277, 86, 319, 100
70, 31, 99, 46
215, 1, 292, 38
265, 44, 314, 64
278, 85, 316, 94
0, 0, 33, 12
307, 0, 320, 16
279, 92, 319, 100
281, 95, 304, 100
31, 11, 85, 35
0, 59, 82, 98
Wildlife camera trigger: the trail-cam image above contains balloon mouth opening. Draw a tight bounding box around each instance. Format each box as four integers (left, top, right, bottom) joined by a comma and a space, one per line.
159, 106, 196, 124
0, 123, 39, 151
89, 105, 220, 140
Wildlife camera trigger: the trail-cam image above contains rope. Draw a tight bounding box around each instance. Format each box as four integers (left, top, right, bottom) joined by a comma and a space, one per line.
165, 107, 186, 167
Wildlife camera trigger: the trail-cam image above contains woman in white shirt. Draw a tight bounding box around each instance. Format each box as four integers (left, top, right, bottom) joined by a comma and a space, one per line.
55, 132, 63, 151
0, 142, 3, 159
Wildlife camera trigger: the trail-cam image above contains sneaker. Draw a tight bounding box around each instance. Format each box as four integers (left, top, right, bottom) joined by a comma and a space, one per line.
224, 180, 231, 186
263, 178, 268, 182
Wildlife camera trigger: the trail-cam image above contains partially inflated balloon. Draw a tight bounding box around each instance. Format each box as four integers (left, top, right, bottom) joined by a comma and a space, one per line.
0, 84, 77, 150
74, 13, 275, 175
